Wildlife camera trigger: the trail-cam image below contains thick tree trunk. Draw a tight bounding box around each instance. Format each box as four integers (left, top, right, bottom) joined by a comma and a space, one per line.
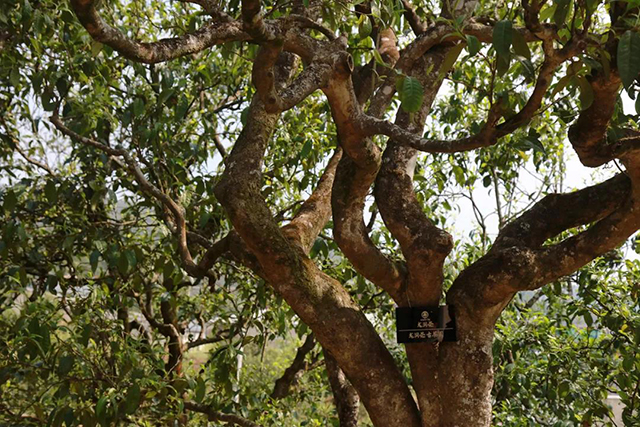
438, 314, 495, 426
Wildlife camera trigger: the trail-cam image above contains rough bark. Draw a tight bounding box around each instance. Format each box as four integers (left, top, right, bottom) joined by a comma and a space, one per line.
60, 0, 640, 425
324, 350, 360, 427
213, 52, 421, 426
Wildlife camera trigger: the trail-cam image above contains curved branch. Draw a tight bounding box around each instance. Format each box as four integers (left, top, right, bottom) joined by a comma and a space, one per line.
449, 165, 640, 319
568, 73, 622, 167
50, 113, 206, 279
494, 173, 631, 249
324, 350, 360, 427
401, 0, 428, 35
253, 41, 334, 114
241, 0, 277, 40
214, 82, 421, 427
362, 38, 584, 154
271, 334, 316, 399
70, 0, 248, 64
332, 155, 408, 300
324, 28, 409, 301
183, 401, 262, 427
283, 148, 342, 252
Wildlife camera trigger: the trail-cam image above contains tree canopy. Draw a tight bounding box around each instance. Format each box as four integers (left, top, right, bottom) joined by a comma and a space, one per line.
1, 0, 640, 426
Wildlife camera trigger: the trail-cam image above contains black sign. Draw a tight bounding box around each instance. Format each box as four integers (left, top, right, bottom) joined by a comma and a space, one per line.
396, 305, 457, 343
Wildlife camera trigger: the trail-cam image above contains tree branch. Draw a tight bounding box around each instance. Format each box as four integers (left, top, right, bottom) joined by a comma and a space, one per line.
15, 145, 55, 175
241, 0, 278, 40
271, 334, 316, 399
401, 0, 428, 35
494, 174, 631, 249
183, 401, 263, 427
282, 148, 342, 252
70, 0, 248, 64
362, 38, 583, 154
326, 28, 408, 301
324, 350, 360, 427
50, 112, 212, 280
214, 56, 421, 426
252, 41, 334, 114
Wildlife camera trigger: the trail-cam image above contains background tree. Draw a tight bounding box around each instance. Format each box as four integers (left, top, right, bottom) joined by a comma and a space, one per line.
1, 0, 640, 426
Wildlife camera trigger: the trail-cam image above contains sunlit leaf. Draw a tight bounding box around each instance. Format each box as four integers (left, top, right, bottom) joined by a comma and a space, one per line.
400, 76, 424, 113
492, 20, 513, 58
617, 30, 640, 90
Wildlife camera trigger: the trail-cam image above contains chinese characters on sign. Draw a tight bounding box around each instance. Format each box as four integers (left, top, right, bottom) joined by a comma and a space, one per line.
395, 305, 457, 344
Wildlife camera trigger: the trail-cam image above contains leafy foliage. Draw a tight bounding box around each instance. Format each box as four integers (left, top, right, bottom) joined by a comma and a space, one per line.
1, 0, 640, 425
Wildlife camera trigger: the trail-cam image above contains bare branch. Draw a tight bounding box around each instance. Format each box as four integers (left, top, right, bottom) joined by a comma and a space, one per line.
324, 28, 408, 301
215, 65, 421, 426
324, 350, 360, 427
14, 144, 55, 176
494, 174, 631, 249
401, 0, 428, 35
252, 41, 334, 114
287, 14, 336, 40
241, 0, 276, 40
568, 73, 622, 167
271, 334, 316, 399
183, 401, 263, 427
332, 155, 408, 301
362, 38, 584, 154
283, 149, 342, 252
186, 326, 233, 349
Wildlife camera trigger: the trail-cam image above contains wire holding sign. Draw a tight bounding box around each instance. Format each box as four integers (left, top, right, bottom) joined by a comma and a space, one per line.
395, 305, 457, 344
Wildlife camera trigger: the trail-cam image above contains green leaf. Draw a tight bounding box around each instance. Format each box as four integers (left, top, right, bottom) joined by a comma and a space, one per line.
371, 48, 385, 66
492, 20, 513, 58
80, 324, 92, 347
539, 4, 557, 21
452, 165, 465, 185
466, 35, 481, 57
63, 408, 74, 427
132, 98, 144, 117
511, 30, 531, 60
44, 180, 57, 204
10, 68, 20, 87
118, 252, 129, 275
300, 140, 312, 158
125, 249, 137, 270
198, 211, 211, 229
358, 16, 372, 39
90, 250, 101, 273
91, 41, 103, 57
554, 0, 572, 27
395, 75, 405, 93
240, 107, 249, 126
124, 383, 141, 414
496, 53, 511, 77
57, 355, 74, 375
176, 96, 189, 120
195, 377, 205, 403
551, 74, 574, 96
400, 76, 424, 113
438, 42, 465, 80
617, 30, 640, 90
516, 128, 545, 153
3, 190, 17, 213
577, 76, 594, 110
95, 396, 108, 419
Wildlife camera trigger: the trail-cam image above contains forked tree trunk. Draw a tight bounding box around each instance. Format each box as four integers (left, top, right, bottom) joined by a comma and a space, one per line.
62, 0, 640, 426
